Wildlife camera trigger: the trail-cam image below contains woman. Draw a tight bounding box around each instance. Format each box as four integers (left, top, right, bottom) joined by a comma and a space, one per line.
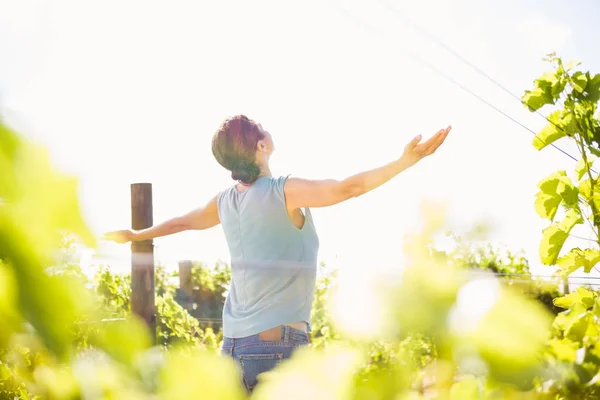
105, 115, 451, 393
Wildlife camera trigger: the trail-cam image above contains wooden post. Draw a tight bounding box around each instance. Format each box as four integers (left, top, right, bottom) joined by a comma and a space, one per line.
131, 183, 156, 343
179, 260, 193, 297
563, 277, 570, 295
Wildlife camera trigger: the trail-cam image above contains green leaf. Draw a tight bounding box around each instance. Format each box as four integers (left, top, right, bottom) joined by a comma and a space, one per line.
96, 317, 152, 366
557, 248, 600, 275
558, 176, 580, 207
567, 313, 591, 342
575, 157, 596, 181
535, 177, 563, 220
572, 71, 588, 93
471, 287, 551, 389
579, 179, 592, 198
583, 249, 600, 273
559, 208, 584, 231
533, 123, 566, 150
0, 361, 11, 380
537, 72, 559, 90
449, 376, 481, 400
552, 78, 567, 97
584, 73, 600, 103
535, 171, 577, 220
523, 88, 554, 111
548, 338, 578, 362
554, 287, 597, 309
559, 113, 578, 135
539, 209, 583, 265
589, 146, 600, 158
540, 225, 570, 265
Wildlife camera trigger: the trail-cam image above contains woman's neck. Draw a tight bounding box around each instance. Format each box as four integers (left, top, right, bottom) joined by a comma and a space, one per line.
258, 165, 272, 179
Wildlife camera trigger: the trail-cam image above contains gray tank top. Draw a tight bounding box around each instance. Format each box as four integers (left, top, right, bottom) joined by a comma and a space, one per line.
216, 175, 320, 338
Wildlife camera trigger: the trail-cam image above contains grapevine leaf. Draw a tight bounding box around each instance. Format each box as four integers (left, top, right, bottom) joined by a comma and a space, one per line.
535, 174, 563, 220
567, 313, 591, 342
539, 209, 583, 265
557, 248, 600, 275
537, 72, 559, 91
533, 123, 566, 150
575, 157, 596, 181
523, 88, 553, 111
591, 145, 600, 158
559, 208, 584, 231
559, 113, 578, 135
534, 193, 561, 221
583, 249, 600, 273
579, 179, 592, 199
572, 71, 588, 93
552, 78, 567, 97
548, 338, 578, 362
556, 248, 586, 275
584, 73, 600, 103
554, 287, 597, 309
540, 225, 569, 265
535, 171, 577, 220
557, 176, 580, 207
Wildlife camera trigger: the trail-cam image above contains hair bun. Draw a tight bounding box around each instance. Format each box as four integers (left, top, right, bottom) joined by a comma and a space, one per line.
231, 160, 261, 184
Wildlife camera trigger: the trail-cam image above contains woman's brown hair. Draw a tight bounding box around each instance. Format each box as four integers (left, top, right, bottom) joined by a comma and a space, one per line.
211, 115, 265, 184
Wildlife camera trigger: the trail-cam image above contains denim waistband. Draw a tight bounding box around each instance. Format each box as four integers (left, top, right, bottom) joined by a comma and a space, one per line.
222, 325, 308, 350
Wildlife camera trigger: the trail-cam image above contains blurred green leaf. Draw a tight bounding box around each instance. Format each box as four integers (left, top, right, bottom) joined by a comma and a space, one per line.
471, 287, 552, 388
95, 317, 152, 367
449, 376, 481, 400
253, 346, 361, 400
158, 348, 245, 400
548, 338, 578, 362
0, 121, 98, 360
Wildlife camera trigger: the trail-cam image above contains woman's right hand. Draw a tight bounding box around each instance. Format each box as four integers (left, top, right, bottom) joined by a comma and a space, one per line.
102, 229, 137, 244
401, 125, 451, 167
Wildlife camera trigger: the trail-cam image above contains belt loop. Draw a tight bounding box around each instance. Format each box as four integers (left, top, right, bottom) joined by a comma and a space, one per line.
283, 326, 290, 343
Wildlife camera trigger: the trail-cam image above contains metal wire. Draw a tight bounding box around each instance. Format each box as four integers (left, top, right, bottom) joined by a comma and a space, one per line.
332, 1, 582, 164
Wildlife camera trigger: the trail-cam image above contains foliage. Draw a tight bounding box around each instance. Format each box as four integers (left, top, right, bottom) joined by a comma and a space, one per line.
522, 54, 600, 398
2, 53, 600, 398
0, 119, 243, 399
184, 261, 231, 324
190, 261, 231, 297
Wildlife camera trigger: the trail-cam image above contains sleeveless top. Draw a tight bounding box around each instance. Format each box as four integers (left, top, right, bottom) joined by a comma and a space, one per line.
216, 175, 320, 338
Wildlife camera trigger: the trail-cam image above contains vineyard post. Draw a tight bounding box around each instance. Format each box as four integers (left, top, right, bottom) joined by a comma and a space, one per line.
179, 260, 193, 310
562, 277, 570, 295
131, 183, 156, 343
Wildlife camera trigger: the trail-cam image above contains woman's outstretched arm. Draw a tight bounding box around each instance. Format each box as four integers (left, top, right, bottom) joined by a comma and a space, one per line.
103, 195, 220, 243
284, 126, 451, 210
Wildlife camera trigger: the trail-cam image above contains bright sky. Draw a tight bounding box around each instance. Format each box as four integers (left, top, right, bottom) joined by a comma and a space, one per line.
2, 0, 600, 281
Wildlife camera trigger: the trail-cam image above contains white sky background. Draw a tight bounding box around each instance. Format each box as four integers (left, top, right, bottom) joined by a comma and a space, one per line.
1, 0, 600, 280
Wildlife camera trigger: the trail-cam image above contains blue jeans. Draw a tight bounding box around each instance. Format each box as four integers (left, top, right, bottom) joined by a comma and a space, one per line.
221, 326, 310, 393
